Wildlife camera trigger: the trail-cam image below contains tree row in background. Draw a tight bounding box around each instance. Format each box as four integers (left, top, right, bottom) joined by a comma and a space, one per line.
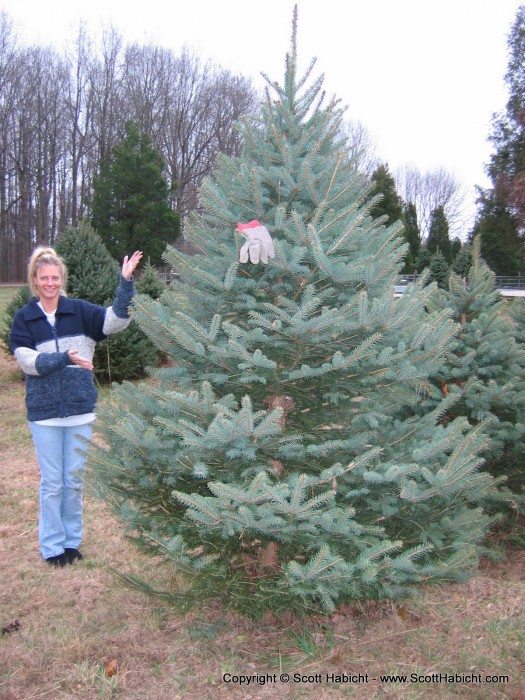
0, 12, 258, 281
369, 163, 464, 286
471, 5, 525, 275
364, 5, 525, 279
2, 3, 524, 283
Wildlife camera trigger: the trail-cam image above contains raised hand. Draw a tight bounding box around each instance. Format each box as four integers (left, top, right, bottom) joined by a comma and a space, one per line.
121, 251, 143, 281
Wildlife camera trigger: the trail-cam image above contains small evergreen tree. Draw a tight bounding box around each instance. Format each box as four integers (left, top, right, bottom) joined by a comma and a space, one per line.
1, 286, 32, 355
452, 244, 474, 277
428, 250, 450, 289
451, 237, 462, 260
91, 121, 180, 265
471, 192, 523, 275
426, 240, 525, 498
369, 163, 404, 225
427, 205, 453, 263
403, 202, 421, 273
87, 16, 497, 615
415, 246, 432, 274
55, 223, 159, 382
510, 297, 525, 347
136, 260, 166, 299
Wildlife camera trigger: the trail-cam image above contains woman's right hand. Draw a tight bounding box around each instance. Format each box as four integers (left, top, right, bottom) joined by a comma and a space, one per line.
68, 350, 94, 370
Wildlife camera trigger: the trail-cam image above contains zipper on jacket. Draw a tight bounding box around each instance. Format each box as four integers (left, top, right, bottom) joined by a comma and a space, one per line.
50, 317, 66, 418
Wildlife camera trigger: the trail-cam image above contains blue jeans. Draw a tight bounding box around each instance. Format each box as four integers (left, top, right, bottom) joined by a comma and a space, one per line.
29, 422, 93, 560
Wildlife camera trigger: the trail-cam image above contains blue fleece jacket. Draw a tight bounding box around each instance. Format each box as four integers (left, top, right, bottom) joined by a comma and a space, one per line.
10, 277, 135, 421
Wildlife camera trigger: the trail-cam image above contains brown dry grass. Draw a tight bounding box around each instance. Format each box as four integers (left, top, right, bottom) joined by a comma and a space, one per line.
0, 290, 524, 699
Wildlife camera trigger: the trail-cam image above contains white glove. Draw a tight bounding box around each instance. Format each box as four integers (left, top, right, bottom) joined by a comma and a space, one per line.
237, 221, 275, 265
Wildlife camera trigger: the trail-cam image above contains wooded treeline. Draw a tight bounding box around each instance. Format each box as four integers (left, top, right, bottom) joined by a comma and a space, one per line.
0, 13, 258, 282
3, 4, 525, 282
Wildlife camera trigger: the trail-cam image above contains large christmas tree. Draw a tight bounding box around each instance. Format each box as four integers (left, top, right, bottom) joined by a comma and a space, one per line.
89, 14, 497, 615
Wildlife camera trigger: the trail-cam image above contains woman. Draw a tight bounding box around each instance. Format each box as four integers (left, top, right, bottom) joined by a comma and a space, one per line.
10, 246, 143, 567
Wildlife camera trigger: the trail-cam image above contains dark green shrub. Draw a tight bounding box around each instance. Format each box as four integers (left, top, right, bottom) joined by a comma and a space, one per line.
1, 286, 32, 354
136, 261, 166, 299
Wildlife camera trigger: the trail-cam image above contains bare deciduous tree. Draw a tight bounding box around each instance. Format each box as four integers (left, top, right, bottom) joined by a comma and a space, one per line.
339, 118, 379, 176
64, 25, 96, 228
121, 42, 176, 139
0, 12, 22, 280
90, 27, 124, 165
395, 164, 467, 240
160, 49, 258, 219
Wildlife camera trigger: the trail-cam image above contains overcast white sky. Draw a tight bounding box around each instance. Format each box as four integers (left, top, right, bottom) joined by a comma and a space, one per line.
1, 0, 523, 235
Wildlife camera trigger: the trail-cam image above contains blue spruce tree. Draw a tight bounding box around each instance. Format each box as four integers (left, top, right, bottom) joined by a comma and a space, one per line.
89, 14, 497, 615
425, 239, 525, 502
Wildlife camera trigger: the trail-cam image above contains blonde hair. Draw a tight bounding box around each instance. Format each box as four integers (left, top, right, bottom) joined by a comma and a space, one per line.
28, 247, 68, 298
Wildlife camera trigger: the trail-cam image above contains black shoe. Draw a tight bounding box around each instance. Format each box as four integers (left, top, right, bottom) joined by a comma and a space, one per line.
64, 548, 83, 564
46, 553, 67, 567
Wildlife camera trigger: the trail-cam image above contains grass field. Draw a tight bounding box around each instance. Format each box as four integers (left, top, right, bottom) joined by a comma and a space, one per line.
0, 286, 524, 699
